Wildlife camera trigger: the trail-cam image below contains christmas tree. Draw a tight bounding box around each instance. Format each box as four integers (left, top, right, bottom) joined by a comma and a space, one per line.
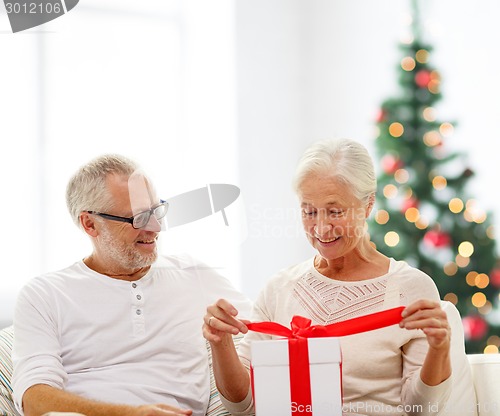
369, 1, 500, 353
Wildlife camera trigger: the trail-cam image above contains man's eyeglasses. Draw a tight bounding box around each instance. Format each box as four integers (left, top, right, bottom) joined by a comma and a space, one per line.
87, 200, 169, 229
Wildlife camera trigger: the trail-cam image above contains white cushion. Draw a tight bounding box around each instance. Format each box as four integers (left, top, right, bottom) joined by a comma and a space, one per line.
467, 354, 500, 416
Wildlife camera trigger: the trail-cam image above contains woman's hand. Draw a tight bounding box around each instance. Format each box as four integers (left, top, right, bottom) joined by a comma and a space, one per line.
399, 299, 451, 351
203, 298, 250, 344
202, 300, 253, 403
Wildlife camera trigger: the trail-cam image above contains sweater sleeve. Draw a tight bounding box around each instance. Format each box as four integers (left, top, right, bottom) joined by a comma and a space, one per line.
399, 263, 453, 415
401, 337, 452, 415
218, 387, 254, 416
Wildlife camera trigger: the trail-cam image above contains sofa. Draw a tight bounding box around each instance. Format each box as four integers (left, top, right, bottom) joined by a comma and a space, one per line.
1, 302, 500, 416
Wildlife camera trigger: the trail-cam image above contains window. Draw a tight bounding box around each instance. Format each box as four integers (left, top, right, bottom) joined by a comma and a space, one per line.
0, 0, 241, 325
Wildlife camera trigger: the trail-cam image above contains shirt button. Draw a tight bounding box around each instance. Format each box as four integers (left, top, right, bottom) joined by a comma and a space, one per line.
136, 309, 142, 315
136, 295, 142, 300
132, 283, 137, 288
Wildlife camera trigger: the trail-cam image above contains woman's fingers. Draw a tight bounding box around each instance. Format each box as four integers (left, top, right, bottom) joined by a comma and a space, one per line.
400, 299, 451, 349
203, 299, 249, 343
401, 299, 441, 318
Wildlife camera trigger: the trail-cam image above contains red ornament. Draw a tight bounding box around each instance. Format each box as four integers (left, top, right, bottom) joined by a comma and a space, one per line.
415, 70, 432, 88
423, 230, 451, 248
381, 155, 403, 174
401, 197, 419, 212
462, 315, 488, 341
376, 109, 387, 123
490, 268, 500, 288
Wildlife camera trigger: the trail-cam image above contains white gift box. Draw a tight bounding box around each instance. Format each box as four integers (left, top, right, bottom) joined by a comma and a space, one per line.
251, 337, 342, 416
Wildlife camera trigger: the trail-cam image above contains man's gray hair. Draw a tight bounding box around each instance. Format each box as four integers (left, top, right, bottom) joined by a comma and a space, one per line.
292, 138, 377, 205
66, 154, 139, 228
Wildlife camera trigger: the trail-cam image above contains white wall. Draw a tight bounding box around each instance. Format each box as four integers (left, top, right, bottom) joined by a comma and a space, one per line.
235, 0, 500, 300
0, 0, 241, 326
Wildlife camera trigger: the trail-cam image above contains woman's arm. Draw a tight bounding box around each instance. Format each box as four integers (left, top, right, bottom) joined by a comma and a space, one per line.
203, 299, 251, 403
400, 299, 452, 386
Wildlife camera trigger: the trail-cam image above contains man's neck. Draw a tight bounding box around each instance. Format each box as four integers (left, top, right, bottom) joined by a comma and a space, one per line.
83, 256, 151, 281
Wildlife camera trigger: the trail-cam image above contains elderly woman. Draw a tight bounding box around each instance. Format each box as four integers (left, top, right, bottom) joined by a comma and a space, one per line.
203, 138, 453, 416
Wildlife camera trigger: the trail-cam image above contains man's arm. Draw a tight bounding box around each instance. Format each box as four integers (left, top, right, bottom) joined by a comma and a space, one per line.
22, 384, 192, 416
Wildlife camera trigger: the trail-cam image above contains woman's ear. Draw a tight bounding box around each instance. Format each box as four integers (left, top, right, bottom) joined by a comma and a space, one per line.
80, 212, 99, 237
365, 193, 375, 218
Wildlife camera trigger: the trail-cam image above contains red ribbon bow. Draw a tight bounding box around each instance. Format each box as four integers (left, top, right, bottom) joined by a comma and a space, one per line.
248, 306, 405, 416
247, 306, 405, 339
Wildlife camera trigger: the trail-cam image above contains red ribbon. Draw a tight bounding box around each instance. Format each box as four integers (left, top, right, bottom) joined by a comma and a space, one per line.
248, 306, 404, 416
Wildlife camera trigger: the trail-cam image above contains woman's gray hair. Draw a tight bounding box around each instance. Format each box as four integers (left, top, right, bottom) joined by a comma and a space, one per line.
66, 154, 139, 228
292, 138, 377, 205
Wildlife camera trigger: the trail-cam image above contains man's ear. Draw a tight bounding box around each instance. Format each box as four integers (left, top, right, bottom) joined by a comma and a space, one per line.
80, 212, 99, 237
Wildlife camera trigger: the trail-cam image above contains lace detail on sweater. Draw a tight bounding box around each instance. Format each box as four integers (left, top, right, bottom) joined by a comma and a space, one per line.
293, 271, 389, 325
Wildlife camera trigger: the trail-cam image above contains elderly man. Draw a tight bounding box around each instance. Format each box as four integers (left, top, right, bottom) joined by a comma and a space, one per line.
12, 154, 251, 416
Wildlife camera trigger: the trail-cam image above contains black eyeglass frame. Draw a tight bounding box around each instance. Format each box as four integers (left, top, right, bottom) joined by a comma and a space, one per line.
86, 199, 168, 229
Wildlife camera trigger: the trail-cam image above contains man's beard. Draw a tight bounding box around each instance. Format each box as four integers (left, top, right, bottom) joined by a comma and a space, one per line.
99, 225, 158, 270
